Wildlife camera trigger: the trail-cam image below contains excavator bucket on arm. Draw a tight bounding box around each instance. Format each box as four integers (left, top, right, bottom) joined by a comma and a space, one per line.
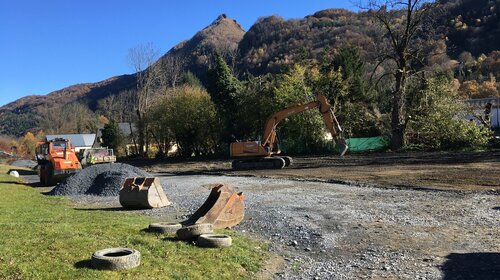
119, 177, 171, 209
335, 138, 349, 157
184, 184, 245, 229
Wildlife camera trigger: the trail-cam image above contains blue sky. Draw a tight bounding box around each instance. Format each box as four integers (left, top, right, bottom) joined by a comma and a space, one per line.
0, 0, 356, 106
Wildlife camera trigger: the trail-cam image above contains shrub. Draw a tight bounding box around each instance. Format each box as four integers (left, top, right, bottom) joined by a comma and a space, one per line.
150, 85, 221, 157
408, 78, 491, 150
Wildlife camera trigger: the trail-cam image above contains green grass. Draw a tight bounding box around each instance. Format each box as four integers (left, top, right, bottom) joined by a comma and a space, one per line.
0, 165, 268, 280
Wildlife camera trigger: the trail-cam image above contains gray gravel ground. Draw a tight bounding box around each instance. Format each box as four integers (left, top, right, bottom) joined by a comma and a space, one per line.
64, 174, 500, 279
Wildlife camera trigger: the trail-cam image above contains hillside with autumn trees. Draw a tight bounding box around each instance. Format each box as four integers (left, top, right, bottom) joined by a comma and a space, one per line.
1, 0, 498, 158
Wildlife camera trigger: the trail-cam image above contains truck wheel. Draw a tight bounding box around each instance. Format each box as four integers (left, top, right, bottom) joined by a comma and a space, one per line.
39, 165, 46, 185
45, 163, 55, 186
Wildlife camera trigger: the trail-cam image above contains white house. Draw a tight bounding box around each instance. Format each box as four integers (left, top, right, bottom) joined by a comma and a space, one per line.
45, 134, 97, 153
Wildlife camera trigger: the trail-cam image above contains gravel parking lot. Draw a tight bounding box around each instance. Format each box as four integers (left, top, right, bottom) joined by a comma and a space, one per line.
65, 174, 499, 279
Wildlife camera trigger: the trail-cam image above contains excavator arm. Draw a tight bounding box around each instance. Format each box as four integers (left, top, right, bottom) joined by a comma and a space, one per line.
261, 94, 348, 156
261, 99, 319, 152
230, 93, 348, 169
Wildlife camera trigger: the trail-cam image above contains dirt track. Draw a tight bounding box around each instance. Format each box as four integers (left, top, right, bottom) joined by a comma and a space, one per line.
139, 150, 500, 192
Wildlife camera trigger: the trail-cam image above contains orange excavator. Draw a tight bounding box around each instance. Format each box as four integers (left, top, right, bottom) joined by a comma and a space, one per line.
230, 94, 348, 170
35, 138, 82, 185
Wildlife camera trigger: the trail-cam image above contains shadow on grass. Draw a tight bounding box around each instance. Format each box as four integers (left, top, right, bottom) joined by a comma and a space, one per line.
142, 228, 186, 241
27, 181, 49, 188
162, 236, 194, 245
163, 236, 179, 242
441, 252, 500, 280
1, 181, 29, 185
73, 207, 126, 212
74, 259, 92, 269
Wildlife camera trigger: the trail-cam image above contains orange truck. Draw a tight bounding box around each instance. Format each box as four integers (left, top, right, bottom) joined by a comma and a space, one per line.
35, 138, 81, 185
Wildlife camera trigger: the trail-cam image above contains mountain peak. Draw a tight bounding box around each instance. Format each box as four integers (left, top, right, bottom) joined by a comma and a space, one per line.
215, 13, 228, 21
206, 13, 244, 32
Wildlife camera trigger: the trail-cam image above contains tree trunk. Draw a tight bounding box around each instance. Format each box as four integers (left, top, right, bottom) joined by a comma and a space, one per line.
136, 110, 146, 157
129, 122, 138, 155
391, 70, 407, 150
150, 130, 164, 157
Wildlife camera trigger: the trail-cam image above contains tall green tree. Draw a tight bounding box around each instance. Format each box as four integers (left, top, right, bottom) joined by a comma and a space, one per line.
332, 45, 369, 103
145, 101, 172, 157
101, 120, 123, 152
206, 55, 243, 142
329, 45, 381, 137
235, 74, 276, 140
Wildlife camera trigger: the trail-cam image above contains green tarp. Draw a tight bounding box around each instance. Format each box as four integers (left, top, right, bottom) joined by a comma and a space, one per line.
342, 136, 388, 152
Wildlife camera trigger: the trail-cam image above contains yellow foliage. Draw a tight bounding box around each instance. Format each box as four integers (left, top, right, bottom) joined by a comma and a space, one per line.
458, 80, 479, 98
98, 115, 109, 126
477, 76, 499, 98
19, 132, 38, 157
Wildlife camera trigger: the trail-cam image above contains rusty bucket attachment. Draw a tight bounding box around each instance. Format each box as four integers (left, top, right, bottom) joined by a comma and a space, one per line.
119, 177, 171, 209
185, 184, 244, 229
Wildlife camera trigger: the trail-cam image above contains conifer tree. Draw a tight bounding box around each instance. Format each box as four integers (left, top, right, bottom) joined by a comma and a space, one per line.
207, 55, 243, 142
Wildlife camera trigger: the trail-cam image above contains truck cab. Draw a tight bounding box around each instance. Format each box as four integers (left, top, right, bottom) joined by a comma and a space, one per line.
35, 138, 81, 185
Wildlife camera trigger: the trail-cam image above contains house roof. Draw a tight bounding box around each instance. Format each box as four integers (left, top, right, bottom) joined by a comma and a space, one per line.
46, 134, 96, 148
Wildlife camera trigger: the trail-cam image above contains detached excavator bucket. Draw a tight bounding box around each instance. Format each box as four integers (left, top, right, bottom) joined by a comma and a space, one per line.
185, 184, 244, 229
119, 177, 171, 209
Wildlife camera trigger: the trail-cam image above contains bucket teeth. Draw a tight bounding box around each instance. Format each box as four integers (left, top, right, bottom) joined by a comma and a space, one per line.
119, 177, 171, 209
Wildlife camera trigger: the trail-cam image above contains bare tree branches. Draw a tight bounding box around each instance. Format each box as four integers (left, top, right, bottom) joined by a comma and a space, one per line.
159, 55, 185, 89
128, 43, 159, 115
127, 43, 160, 156
361, 0, 437, 149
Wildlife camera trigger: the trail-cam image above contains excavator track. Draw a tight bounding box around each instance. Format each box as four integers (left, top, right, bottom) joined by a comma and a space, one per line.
232, 157, 287, 170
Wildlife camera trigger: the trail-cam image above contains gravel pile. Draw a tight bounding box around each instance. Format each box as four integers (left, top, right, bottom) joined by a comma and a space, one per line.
48, 163, 151, 196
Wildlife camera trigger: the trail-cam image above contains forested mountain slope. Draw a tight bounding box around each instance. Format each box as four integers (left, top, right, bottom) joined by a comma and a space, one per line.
1, 0, 498, 137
